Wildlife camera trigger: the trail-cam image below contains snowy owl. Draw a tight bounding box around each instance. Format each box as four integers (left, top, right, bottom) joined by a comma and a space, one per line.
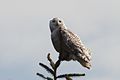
49, 17, 91, 69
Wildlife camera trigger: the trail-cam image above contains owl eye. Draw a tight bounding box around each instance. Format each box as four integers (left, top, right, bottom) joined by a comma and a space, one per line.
59, 20, 61, 23
52, 20, 55, 23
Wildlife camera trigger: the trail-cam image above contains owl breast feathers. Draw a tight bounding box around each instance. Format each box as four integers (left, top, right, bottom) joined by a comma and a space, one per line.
50, 18, 91, 69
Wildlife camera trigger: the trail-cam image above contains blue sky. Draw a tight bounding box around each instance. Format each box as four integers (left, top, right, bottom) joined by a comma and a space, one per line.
0, 0, 120, 80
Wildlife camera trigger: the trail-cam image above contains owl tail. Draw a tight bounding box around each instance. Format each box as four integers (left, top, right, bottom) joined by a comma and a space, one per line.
77, 58, 91, 69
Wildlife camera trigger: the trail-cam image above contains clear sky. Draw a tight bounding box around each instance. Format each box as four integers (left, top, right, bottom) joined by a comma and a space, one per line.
0, 0, 120, 80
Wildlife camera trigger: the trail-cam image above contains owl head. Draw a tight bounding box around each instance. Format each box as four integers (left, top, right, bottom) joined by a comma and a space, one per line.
49, 17, 66, 32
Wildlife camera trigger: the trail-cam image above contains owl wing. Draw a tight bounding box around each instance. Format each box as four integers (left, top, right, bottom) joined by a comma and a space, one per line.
60, 28, 91, 62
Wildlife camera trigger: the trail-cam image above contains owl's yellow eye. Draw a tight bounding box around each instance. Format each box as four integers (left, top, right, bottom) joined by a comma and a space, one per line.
52, 20, 55, 23
59, 20, 61, 23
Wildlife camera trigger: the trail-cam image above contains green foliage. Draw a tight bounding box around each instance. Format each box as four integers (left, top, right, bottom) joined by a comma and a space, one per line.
57, 73, 85, 79
36, 73, 53, 80
39, 63, 54, 76
37, 53, 85, 80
